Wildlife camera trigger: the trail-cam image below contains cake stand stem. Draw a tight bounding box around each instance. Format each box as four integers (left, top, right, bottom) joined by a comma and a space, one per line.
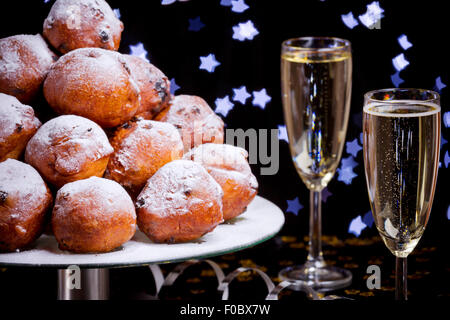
57, 268, 109, 300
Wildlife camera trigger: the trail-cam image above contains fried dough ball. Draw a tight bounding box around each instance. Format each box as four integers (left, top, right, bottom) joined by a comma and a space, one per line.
0, 34, 58, 104
124, 55, 171, 119
136, 160, 224, 243
43, 0, 124, 54
184, 144, 258, 221
154, 95, 224, 152
44, 48, 141, 128
25, 115, 113, 187
105, 118, 184, 197
0, 93, 41, 162
52, 177, 136, 253
0, 159, 53, 252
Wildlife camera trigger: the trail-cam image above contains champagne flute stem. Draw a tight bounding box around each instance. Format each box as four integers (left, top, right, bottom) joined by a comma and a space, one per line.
307, 190, 324, 266
395, 257, 408, 300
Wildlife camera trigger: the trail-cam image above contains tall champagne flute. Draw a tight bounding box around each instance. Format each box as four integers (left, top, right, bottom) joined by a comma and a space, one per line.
280, 37, 353, 290
363, 88, 441, 300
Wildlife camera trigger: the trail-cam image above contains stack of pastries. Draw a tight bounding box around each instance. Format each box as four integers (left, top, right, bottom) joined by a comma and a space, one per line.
0, 0, 258, 253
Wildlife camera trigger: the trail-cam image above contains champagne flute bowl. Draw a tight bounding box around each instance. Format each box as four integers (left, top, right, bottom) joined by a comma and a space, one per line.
280, 37, 353, 291
363, 88, 441, 300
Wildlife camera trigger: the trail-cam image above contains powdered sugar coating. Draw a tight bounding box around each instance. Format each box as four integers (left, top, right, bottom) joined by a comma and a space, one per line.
124, 55, 171, 118
43, 48, 140, 128
0, 159, 52, 220
155, 95, 224, 151
52, 176, 136, 253
0, 93, 41, 145
43, 0, 124, 53
184, 144, 258, 221
0, 159, 53, 251
54, 177, 135, 220
25, 115, 113, 186
0, 34, 57, 103
138, 160, 223, 217
136, 160, 224, 243
105, 119, 184, 195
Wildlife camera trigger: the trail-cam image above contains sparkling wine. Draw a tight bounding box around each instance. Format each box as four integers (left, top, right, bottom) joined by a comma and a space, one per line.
363, 103, 441, 257
281, 51, 352, 191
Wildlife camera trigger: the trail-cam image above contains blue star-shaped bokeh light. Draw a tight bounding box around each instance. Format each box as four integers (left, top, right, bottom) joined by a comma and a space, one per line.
129, 43, 150, 62
341, 12, 359, 29
232, 20, 259, 41
348, 216, 367, 237
392, 53, 409, 72
113, 8, 121, 19
286, 197, 304, 216
277, 125, 288, 143
346, 138, 363, 157
322, 188, 332, 203
444, 151, 449, 168
362, 211, 374, 228
161, 0, 176, 5
434, 76, 447, 93
170, 78, 180, 95
215, 95, 234, 117
358, 1, 384, 29
447, 205, 450, 220
232, 86, 251, 104
337, 156, 358, 185
220, 0, 232, 6
397, 34, 412, 50
188, 16, 205, 31
391, 71, 405, 87
231, 0, 249, 13
252, 88, 271, 109
444, 112, 450, 128
199, 53, 221, 73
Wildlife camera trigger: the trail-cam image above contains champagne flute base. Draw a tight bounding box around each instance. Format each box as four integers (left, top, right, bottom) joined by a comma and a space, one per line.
278, 264, 352, 292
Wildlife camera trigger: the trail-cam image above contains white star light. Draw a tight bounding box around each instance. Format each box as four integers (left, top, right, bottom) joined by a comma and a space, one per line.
232, 86, 251, 104
252, 88, 271, 109
199, 53, 221, 73
129, 43, 149, 62
161, 0, 176, 5
359, 1, 384, 29
348, 216, 367, 237
113, 8, 121, 19
392, 53, 409, 72
443, 111, 450, 128
215, 96, 234, 117
397, 34, 412, 50
341, 12, 359, 29
277, 125, 288, 143
231, 0, 249, 13
232, 20, 259, 41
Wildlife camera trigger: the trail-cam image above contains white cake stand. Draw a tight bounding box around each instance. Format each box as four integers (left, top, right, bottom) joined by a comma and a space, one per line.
0, 196, 284, 300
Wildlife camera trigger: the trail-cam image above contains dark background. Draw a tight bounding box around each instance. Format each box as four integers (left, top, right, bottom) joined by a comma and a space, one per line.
0, 0, 448, 300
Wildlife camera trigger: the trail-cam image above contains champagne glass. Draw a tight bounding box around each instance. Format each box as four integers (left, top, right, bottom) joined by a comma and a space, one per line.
363, 88, 441, 300
280, 37, 353, 291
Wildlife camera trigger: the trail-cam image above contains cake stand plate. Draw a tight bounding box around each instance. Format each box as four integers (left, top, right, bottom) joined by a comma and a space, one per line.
0, 196, 284, 299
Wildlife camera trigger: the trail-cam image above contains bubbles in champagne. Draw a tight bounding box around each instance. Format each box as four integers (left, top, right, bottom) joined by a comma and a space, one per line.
363, 103, 440, 257
281, 52, 352, 191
